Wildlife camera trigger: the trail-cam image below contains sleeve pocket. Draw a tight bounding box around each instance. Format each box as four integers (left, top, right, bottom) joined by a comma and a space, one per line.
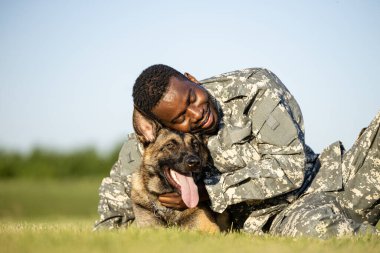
250, 90, 298, 147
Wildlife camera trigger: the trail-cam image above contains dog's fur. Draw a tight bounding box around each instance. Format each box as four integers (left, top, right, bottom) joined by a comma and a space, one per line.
131, 109, 227, 232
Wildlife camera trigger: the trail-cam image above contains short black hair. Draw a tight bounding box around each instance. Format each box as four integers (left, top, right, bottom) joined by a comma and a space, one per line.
132, 64, 187, 116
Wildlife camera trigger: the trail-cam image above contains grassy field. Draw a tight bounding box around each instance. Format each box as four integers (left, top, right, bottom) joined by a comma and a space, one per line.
1, 179, 379, 253
0, 178, 100, 219
1, 219, 380, 253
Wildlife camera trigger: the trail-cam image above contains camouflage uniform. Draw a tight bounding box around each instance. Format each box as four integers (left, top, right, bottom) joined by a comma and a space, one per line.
95, 68, 380, 238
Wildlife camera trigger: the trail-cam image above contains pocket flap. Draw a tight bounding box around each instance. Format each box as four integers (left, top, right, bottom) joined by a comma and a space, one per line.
250, 90, 280, 136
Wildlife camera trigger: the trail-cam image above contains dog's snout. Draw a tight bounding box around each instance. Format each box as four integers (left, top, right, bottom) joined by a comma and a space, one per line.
185, 155, 201, 171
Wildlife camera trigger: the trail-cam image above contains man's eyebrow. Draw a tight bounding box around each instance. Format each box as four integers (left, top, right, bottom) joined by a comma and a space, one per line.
171, 89, 191, 123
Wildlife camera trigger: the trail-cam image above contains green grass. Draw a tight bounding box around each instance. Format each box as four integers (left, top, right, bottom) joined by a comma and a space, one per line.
0, 179, 379, 253
0, 178, 101, 219
1, 219, 379, 253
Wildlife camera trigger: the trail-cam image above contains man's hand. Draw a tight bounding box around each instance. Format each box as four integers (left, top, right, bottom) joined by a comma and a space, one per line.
158, 183, 210, 210
158, 192, 187, 210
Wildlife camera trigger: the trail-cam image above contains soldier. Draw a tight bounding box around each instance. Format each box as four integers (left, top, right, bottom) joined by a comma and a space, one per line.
94, 64, 380, 238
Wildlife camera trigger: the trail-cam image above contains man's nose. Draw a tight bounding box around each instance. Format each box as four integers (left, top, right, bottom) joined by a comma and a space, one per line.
187, 105, 203, 122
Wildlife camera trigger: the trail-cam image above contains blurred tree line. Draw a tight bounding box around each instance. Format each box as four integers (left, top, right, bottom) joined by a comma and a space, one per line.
0, 144, 122, 179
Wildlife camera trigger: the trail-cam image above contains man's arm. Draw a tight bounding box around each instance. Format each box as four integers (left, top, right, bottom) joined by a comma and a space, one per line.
94, 134, 142, 230
203, 69, 316, 213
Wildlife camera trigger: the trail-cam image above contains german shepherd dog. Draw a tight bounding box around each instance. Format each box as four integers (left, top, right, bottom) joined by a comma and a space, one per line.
131, 109, 226, 232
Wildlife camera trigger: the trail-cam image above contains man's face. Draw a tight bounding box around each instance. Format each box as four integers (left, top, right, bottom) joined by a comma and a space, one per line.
151, 76, 219, 134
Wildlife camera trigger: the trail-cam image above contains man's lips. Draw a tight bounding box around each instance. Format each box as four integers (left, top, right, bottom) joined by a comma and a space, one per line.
197, 106, 212, 130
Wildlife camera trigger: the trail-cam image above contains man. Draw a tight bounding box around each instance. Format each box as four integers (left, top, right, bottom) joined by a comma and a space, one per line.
95, 64, 380, 238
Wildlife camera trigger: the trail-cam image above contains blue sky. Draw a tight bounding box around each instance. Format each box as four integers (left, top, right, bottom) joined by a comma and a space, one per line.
1, 0, 379, 153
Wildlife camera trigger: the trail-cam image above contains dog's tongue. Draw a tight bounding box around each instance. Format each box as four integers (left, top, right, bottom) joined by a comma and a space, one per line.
171, 170, 199, 208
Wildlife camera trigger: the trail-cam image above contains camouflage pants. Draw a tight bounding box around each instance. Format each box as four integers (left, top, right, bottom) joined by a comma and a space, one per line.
269, 192, 378, 238
338, 111, 380, 225
268, 112, 380, 238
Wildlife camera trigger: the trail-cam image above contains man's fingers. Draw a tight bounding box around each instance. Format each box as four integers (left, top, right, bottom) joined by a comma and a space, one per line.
161, 202, 187, 210
160, 192, 180, 198
158, 192, 187, 209
158, 195, 183, 205
161, 202, 179, 208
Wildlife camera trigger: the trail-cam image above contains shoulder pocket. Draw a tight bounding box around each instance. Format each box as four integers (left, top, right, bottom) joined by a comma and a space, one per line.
119, 134, 142, 176
249, 90, 298, 147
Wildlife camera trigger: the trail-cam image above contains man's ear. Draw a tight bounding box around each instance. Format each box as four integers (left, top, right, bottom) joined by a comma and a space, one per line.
133, 108, 160, 145
184, 72, 200, 84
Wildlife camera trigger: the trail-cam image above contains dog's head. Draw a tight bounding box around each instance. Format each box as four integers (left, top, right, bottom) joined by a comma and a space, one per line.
133, 108, 209, 208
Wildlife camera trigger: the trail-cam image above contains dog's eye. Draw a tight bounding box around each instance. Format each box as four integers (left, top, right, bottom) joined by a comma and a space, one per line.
165, 141, 177, 150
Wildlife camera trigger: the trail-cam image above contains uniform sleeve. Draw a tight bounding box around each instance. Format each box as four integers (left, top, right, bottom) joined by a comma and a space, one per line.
204, 69, 308, 213
94, 134, 142, 230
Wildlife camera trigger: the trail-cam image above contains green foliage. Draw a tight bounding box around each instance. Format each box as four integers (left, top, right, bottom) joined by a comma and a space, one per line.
0, 145, 122, 179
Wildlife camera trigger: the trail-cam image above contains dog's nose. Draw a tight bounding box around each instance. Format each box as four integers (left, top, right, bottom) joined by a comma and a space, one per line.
185, 155, 201, 171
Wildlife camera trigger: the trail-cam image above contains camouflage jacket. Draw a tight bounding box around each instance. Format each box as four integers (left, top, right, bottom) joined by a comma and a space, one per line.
95, 68, 343, 232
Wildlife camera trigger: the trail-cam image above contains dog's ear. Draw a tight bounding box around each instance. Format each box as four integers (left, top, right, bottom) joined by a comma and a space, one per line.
133, 108, 161, 145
